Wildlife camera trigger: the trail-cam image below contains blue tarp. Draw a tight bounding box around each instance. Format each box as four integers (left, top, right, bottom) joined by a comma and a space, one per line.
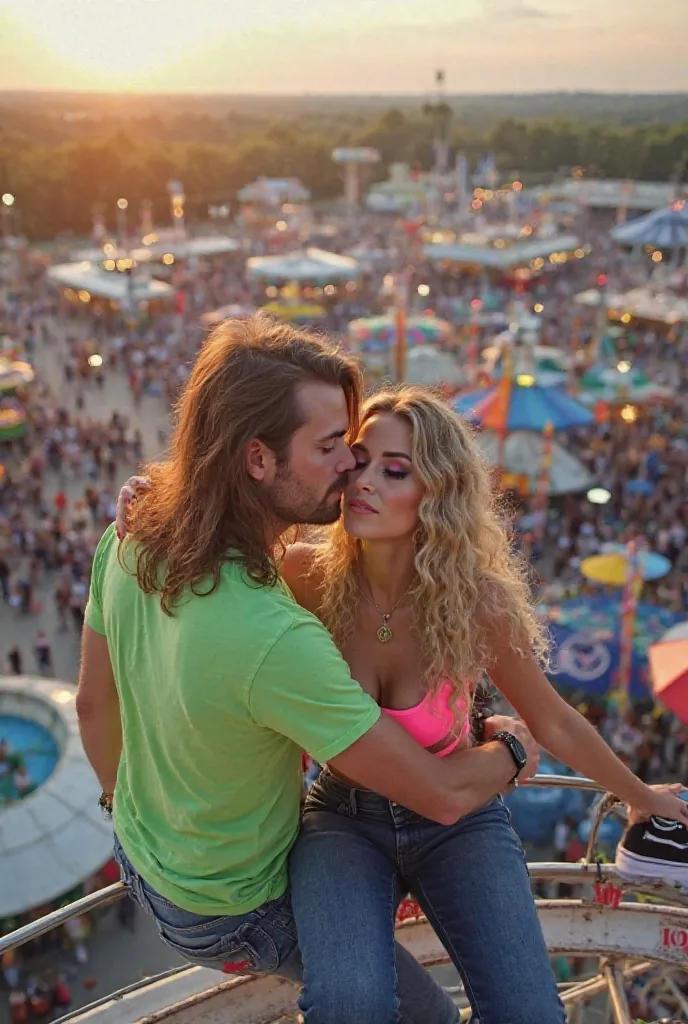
540, 595, 683, 700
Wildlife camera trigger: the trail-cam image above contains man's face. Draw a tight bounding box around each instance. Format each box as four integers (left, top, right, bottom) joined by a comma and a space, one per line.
267, 380, 357, 526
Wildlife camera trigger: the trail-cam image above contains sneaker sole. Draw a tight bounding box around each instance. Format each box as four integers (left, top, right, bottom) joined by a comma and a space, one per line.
616, 847, 688, 888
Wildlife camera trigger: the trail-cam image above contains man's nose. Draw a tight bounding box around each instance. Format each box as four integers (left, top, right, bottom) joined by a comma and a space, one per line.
337, 446, 357, 474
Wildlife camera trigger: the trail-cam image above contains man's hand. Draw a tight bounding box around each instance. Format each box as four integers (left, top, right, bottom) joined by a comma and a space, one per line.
484, 715, 540, 785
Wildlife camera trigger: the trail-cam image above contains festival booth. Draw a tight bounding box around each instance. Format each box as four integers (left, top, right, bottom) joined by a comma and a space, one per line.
247, 249, 360, 322
75, 236, 241, 270
544, 179, 679, 215
46, 261, 174, 311
574, 286, 688, 327
611, 202, 688, 251
366, 164, 429, 215
237, 178, 311, 244
423, 234, 581, 287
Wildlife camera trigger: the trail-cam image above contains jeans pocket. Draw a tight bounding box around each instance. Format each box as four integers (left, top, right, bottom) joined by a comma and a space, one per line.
113, 839, 150, 914
159, 921, 280, 974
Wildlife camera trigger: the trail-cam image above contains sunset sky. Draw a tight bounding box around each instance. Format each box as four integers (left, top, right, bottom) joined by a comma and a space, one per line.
0, 0, 685, 95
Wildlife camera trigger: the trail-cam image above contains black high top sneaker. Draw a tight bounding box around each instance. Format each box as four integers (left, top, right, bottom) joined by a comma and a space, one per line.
616, 816, 688, 887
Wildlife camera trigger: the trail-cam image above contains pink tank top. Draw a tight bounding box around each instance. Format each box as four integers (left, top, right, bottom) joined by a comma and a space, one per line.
382, 682, 470, 758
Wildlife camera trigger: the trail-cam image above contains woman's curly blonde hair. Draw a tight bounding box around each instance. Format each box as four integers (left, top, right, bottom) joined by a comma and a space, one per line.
314, 385, 548, 711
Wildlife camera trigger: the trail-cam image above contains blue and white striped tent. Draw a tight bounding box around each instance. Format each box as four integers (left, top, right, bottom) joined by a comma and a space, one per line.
612, 202, 688, 249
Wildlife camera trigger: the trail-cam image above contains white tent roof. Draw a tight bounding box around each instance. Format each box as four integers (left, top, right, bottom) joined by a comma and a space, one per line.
0, 677, 113, 918
247, 248, 359, 282
476, 431, 593, 496
423, 235, 579, 270
540, 179, 679, 211
405, 346, 465, 386
47, 262, 174, 305
575, 286, 688, 325
75, 236, 240, 264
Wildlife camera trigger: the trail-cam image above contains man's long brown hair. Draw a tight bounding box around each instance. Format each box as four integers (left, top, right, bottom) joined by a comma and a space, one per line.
124, 314, 361, 613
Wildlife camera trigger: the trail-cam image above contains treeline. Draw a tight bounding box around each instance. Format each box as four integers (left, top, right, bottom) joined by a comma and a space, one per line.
1, 104, 687, 240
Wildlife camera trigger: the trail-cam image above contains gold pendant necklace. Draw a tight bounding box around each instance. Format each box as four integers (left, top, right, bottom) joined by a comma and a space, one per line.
358, 577, 412, 643
377, 618, 393, 644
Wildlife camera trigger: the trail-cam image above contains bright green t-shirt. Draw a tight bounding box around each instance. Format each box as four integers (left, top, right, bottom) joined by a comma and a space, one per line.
85, 524, 380, 916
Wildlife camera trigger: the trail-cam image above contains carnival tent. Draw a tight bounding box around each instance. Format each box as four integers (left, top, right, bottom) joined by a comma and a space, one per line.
423, 235, 579, 271
349, 314, 452, 354
574, 287, 688, 325
454, 380, 593, 432
476, 431, 593, 495
246, 248, 359, 283
578, 364, 674, 405
612, 203, 688, 249
47, 263, 174, 305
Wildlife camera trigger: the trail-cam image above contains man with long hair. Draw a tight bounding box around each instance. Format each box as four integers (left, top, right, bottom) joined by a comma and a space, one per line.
76, 316, 529, 1019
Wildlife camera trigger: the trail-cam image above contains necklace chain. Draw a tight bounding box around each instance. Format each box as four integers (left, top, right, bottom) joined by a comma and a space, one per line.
358, 576, 412, 644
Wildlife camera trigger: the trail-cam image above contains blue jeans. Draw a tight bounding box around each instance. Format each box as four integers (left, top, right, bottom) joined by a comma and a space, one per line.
113, 835, 457, 1023
289, 769, 566, 1024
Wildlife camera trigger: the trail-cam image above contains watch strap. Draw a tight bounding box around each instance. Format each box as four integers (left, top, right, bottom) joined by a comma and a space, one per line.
491, 730, 527, 783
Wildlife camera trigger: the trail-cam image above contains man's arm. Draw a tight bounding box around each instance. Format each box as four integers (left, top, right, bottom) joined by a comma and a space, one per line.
329, 716, 533, 825
76, 624, 122, 796
250, 619, 537, 825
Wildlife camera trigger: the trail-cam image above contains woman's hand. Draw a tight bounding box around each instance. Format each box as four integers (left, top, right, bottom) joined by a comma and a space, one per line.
115, 475, 150, 539
628, 783, 688, 827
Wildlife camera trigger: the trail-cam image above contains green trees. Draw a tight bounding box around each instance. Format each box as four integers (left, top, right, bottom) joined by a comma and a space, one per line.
0, 95, 686, 240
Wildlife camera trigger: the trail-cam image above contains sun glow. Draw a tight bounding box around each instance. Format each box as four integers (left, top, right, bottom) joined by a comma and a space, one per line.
4, 0, 220, 87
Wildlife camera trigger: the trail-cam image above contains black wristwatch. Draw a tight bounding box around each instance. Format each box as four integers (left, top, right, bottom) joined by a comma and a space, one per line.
490, 730, 528, 785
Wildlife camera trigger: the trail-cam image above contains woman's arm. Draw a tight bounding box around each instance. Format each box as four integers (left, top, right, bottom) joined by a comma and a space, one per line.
484, 615, 688, 825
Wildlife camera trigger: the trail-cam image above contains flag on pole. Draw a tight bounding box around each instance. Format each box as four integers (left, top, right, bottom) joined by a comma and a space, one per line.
616, 540, 644, 712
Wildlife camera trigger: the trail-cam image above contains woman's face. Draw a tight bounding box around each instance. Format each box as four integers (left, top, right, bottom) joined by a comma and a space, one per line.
343, 412, 424, 541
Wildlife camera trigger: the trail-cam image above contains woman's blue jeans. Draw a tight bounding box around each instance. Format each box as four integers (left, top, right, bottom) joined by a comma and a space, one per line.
289, 768, 566, 1024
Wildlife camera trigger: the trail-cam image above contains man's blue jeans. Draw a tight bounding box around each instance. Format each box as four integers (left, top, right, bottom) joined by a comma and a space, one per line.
113, 835, 457, 1023
288, 768, 566, 1024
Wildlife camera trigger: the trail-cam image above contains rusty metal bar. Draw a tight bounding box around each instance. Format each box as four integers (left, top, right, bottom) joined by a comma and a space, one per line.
0, 882, 126, 956
604, 962, 633, 1024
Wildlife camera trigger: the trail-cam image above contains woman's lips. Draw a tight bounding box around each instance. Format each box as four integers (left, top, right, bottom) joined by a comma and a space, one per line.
347, 499, 378, 514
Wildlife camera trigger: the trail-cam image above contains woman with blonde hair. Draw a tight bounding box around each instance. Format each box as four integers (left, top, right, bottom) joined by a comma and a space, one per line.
279, 385, 686, 1024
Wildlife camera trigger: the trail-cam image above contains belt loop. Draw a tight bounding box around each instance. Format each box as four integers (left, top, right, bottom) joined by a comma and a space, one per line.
348, 787, 357, 816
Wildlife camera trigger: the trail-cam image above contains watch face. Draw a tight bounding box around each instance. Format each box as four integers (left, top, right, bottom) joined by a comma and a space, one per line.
495, 731, 527, 769
510, 736, 527, 767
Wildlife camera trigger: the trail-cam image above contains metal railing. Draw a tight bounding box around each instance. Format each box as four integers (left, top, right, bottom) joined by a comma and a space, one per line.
0, 773, 607, 961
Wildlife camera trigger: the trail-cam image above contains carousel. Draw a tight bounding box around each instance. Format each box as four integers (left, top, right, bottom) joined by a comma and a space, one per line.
0, 676, 113, 919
